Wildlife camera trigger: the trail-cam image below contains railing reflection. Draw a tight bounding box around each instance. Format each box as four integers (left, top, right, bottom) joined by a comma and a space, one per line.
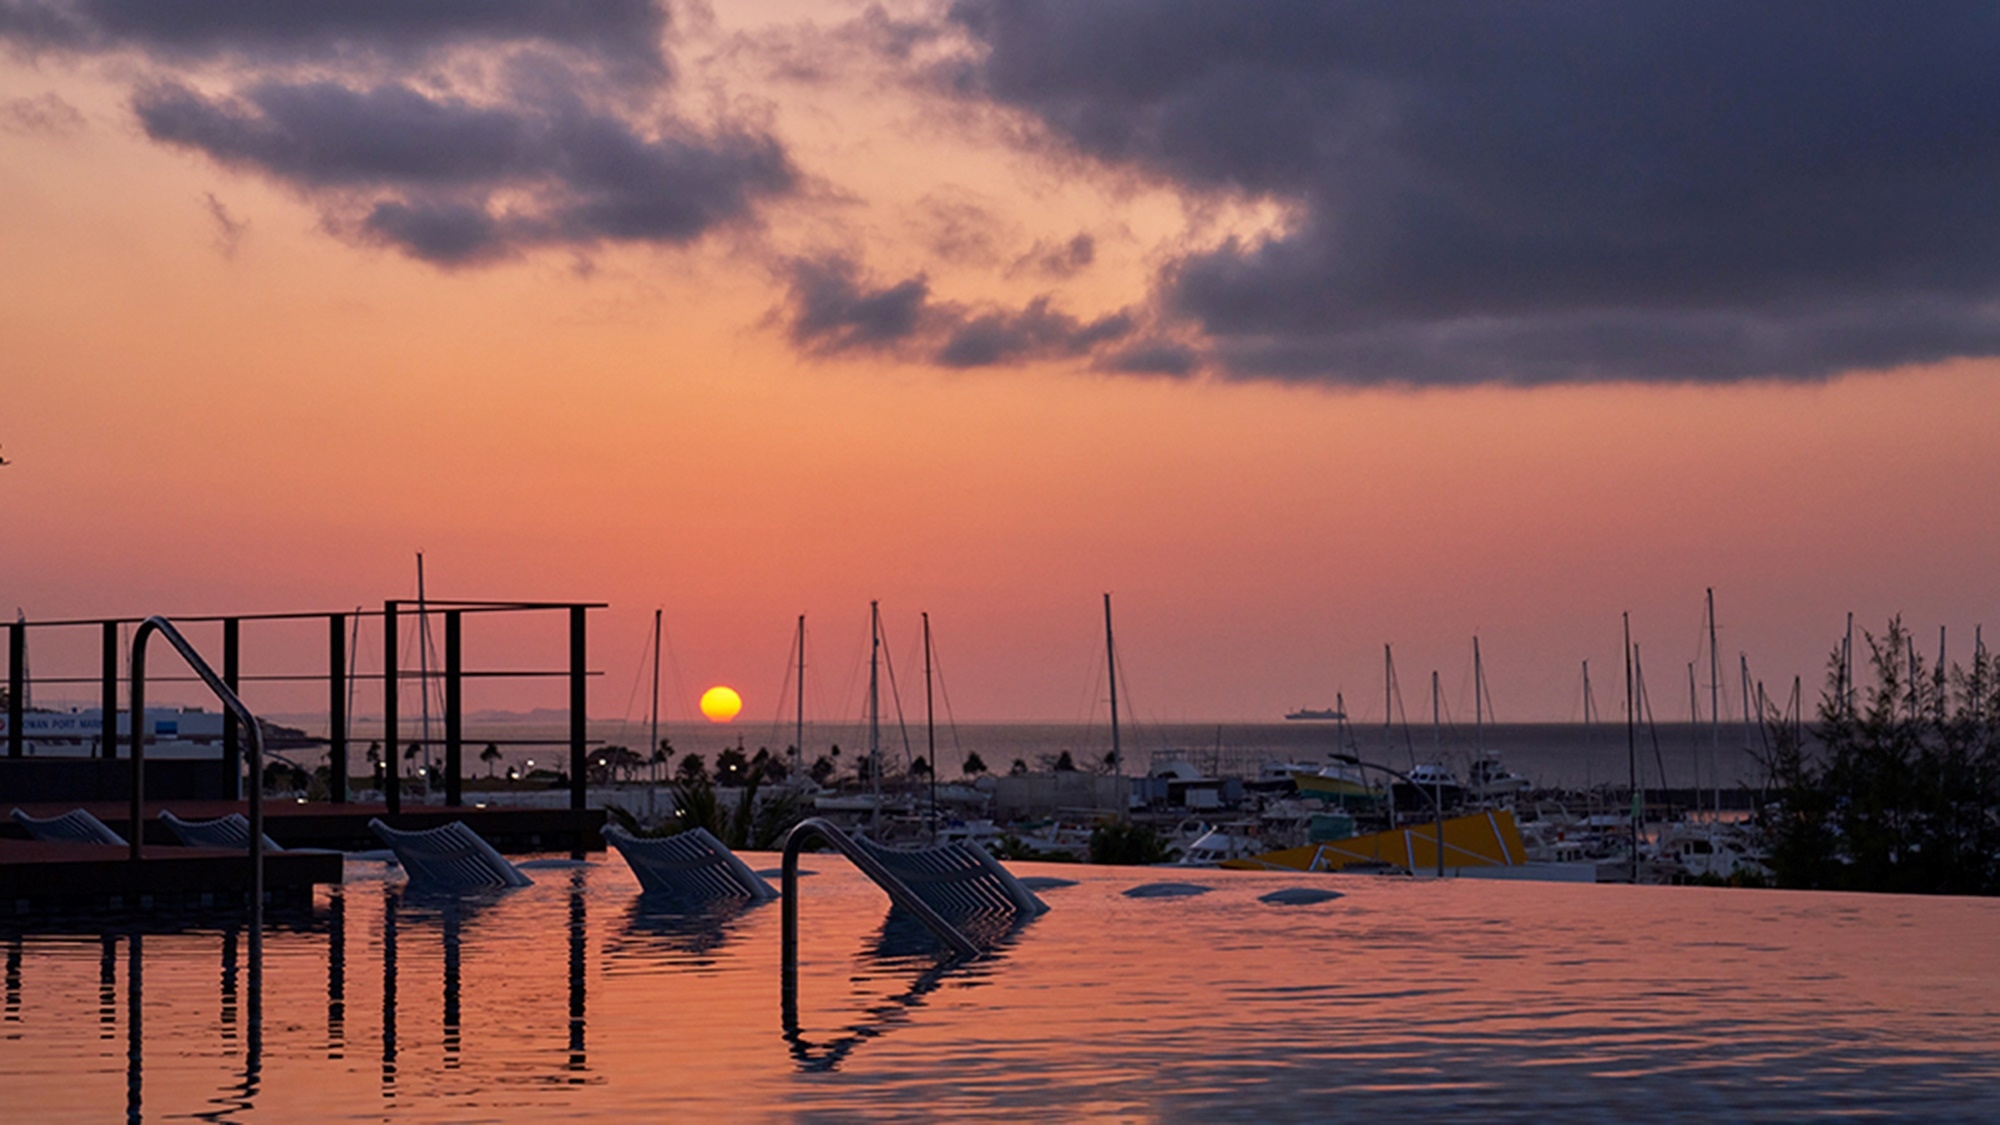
567, 872, 587, 1076
125, 934, 141, 1125
362, 876, 593, 1090
219, 926, 238, 1045
326, 889, 345, 1059
4, 937, 19, 1035
100, 934, 116, 1042
442, 899, 461, 1070
381, 887, 398, 1100
781, 914, 1015, 1073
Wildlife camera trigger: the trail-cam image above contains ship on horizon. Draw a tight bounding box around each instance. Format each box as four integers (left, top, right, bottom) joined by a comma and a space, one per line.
1283, 707, 1347, 721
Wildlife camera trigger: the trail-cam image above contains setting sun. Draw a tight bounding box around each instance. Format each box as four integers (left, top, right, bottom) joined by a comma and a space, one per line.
698, 685, 743, 723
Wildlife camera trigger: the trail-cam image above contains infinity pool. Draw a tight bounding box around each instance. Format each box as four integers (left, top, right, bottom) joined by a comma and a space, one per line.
4, 853, 1998, 1121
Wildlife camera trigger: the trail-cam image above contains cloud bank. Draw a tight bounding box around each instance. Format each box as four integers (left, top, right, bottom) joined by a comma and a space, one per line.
938, 1, 2000, 385
783, 255, 1162, 371
4, 0, 793, 265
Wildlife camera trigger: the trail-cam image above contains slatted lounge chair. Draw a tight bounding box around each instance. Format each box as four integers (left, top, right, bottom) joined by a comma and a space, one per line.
10, 806, 128, 846
367, 818, 532, 890
161, 809, 282, 853
602, 824, 778, 903
849, 834, 1049, 920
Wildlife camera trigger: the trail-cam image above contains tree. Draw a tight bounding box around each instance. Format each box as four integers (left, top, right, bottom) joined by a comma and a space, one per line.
715, 745, 750, 782
962, 751, 988, 777
1762, 617, 2000, 895
480, 742, 502, 777
651, 738, 672, 782
809, 755, 835, 784
1090, 820, 1169, 865
1009, 758, 1029, 777
1053, 750, 1078, 772
910, 756, 932, 778
676, 752, 709, 786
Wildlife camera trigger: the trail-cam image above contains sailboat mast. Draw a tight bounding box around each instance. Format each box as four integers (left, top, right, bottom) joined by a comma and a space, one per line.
1473, 636, 1485, 805
417, 551, 432, 788
924, 612, 936, 844
1707, 588, 1721, 820
795, 614, 806, 777
1386, 644, 1405, 767
1582, 660, 1594, 794
1104, 593, 1121, 777
1625, 612, 1638, 884
868, 601, 881, 824
1430, 670, 1441, 763
1687, 661, 1702, 815
650, 608, 661, 778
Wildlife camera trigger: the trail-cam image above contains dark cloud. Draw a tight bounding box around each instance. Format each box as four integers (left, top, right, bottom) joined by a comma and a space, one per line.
0, 91, 85, 136
937, 298, 1130, 367
785, 256, 932, 354
784, 255, 1134, 368
133, 76, 794, 264
1097, 338, 1201, 378
0, 1, 799, 268
201, 191, 244, 257
1009, 233, 1093, 279
0, 0, 667, 72
941, 1, 2000, 384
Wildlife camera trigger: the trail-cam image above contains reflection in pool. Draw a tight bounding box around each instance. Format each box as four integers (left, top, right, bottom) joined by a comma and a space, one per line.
3, 853, 1999, 1121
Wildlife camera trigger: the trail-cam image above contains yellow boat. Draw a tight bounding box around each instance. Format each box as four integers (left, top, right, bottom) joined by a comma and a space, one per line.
1221, 809, 1528, 875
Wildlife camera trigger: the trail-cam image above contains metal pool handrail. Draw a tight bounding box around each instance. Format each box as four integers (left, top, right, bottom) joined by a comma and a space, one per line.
781, 817, 980, 962
130, 615, 266, 1023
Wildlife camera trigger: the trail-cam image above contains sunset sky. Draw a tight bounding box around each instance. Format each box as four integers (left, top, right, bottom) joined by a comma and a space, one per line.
4, 2, 1999, 726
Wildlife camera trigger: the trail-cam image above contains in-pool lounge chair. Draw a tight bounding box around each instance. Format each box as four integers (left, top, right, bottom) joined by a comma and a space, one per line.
602, 824, 778, 904
368, 818, 532, 890
10, 807, 128, 846
849, 833, 1049, 920
161, 809, 283, 853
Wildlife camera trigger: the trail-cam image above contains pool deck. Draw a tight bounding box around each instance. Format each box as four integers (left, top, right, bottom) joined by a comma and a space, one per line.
3, 799, 607, 853
1, 801, 604, 915
0, 837, 345, 914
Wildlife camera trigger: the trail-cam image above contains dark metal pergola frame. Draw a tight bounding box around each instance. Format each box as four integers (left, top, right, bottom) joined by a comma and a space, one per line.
5, 600, 604, 813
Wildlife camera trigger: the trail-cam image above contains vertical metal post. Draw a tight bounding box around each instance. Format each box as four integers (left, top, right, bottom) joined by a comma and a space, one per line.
444, 610, 462, 807
329, 614, 348, 804
569, 605, 586, 812
101, 621, 119, 760
383, 602, 400, 816
129, 636, 146, 860
223, 617, 241, 800
6, 619, 23, 759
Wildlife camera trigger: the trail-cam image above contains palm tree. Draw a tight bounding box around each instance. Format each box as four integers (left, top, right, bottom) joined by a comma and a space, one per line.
650, 738, 672, 783
962, 751, 988, 777
480, 742, 502, 777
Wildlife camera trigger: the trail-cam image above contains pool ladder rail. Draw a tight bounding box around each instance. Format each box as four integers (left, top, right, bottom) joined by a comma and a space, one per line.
780, 816, 983, 961
127, 614, 270, 1035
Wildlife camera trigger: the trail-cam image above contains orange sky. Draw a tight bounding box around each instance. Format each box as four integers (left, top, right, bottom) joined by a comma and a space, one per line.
4, 3, 1999, 724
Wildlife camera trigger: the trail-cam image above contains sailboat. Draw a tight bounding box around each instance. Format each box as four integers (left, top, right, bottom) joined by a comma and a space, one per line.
1390, 671, 1464, 811
812, 602, 894, 820
1464, 637, 1529, 801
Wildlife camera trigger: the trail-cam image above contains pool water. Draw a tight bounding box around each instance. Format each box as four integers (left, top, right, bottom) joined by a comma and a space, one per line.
4, 853, 1998, 1121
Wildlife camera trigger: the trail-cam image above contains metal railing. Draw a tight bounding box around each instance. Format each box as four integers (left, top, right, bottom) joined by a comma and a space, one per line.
781, 817, 980, 964
130, 615, 265, 1029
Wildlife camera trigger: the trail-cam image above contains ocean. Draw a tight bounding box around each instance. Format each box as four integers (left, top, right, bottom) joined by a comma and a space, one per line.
300, 716, 1784, 795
